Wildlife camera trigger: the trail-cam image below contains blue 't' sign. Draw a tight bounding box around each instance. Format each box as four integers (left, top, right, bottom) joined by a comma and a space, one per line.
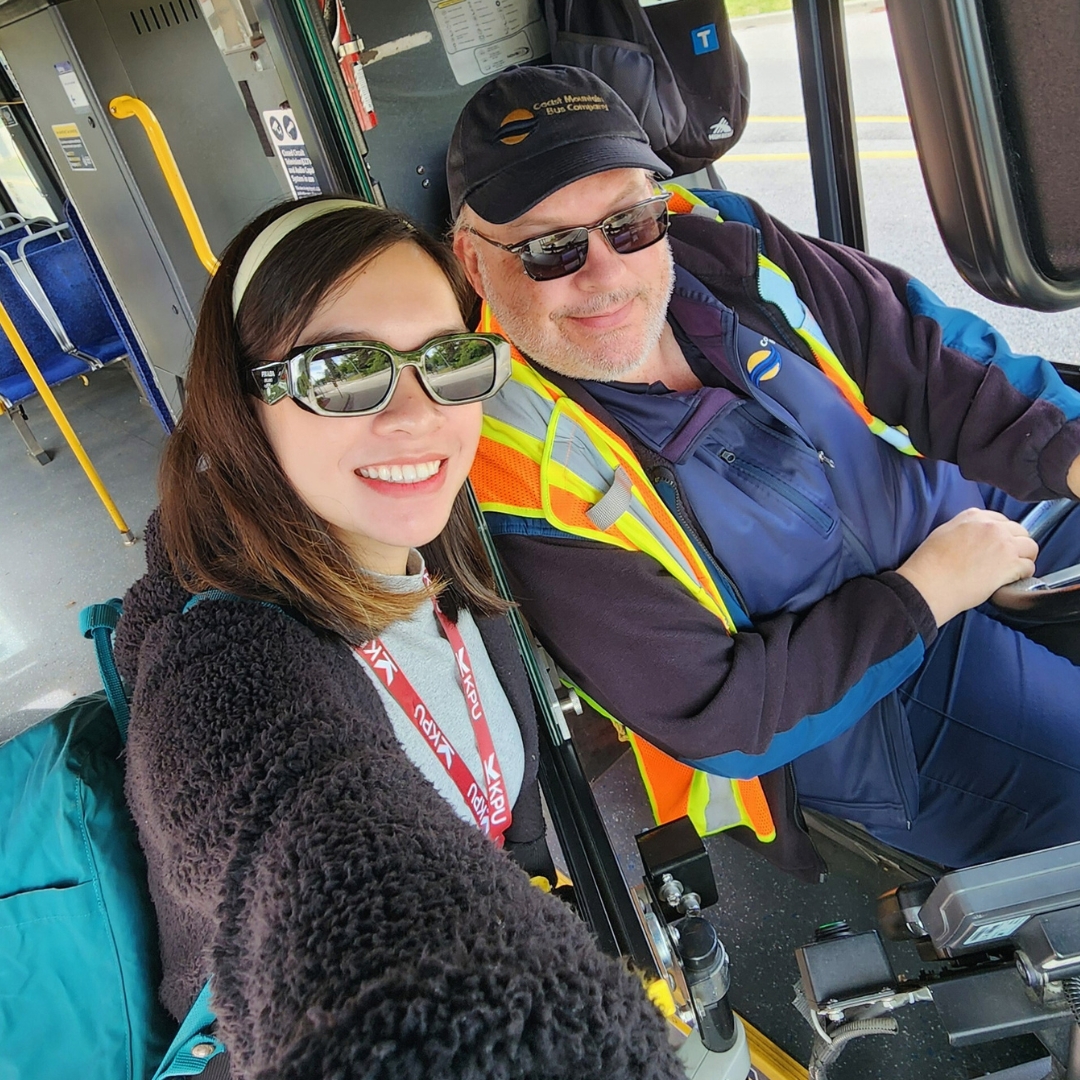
691, 23, 720, 55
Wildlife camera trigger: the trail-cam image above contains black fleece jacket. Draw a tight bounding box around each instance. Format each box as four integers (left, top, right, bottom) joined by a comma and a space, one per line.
115, 518, 683, 1080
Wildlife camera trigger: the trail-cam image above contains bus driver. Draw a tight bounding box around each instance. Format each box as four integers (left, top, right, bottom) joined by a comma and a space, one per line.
449, 64, 1080, 879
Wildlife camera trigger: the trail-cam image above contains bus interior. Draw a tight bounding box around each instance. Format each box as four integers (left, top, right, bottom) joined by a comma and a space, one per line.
2, 0, 1080, 1078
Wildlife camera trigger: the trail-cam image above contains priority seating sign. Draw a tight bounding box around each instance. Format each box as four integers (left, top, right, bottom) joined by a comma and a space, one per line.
263, 108, 322, 198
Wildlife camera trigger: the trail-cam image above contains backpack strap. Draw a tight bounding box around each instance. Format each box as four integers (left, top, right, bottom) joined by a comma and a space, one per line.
183, 589, 283, 615
76, 598, 231, 1072
79, 598, 130, 742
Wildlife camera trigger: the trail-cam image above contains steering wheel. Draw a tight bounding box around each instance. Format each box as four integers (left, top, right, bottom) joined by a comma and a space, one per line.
990, 499, 1080, 623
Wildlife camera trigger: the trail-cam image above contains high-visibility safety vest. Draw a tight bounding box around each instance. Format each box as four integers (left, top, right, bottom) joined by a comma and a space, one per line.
473, 301, 776, 843
471, 185, 918, 844
664, 184, 920, 457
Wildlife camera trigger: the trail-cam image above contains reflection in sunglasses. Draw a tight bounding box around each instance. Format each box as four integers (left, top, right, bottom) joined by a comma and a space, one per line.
251, 333, 511, 416
466, 193, 672, 281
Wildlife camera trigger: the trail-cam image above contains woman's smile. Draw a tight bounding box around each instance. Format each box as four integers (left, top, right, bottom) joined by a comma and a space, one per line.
356, 459, 443, 484
355, 457, 448, 497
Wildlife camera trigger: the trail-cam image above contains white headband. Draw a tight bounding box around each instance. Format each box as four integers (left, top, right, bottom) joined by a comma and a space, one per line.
231, 198, 378, 316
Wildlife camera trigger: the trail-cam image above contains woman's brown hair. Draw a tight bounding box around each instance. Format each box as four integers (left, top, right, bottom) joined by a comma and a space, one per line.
159, 196, 507, 642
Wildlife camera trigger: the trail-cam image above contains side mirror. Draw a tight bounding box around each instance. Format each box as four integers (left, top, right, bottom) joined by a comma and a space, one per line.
886, 0, 1080, 310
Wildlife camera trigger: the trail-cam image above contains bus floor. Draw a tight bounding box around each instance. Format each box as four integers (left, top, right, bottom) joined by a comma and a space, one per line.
578, 718, 1051, 1080
0, 365, 1049, 1078
0, 363, 164, 743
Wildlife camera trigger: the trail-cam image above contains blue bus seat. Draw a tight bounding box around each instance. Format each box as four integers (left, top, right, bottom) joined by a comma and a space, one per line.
5, 226, 80, 355
0, 252, 92, 405
11, 233, 62, 259
0, 218, 62, 261
63, 201, 174, 431
0, 252, 95, 463
23, 238, 127, 367
0, 230, 62, 260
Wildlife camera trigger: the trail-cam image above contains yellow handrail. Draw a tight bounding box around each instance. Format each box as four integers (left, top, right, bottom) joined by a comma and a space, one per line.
0, 298, 135, 543
108, 94, 220, 275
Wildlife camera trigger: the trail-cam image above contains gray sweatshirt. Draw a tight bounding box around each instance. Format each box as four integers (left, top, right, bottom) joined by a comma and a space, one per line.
358, 552, 525, 828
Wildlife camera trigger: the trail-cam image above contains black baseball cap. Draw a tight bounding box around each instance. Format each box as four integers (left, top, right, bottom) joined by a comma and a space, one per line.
447, 64, 672, 225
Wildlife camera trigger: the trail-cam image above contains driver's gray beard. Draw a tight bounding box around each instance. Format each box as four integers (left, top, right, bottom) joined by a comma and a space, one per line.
477, 247, 675, 382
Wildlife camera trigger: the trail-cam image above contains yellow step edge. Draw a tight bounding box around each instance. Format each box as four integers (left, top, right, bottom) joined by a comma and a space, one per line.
739, 1012, 809, 1080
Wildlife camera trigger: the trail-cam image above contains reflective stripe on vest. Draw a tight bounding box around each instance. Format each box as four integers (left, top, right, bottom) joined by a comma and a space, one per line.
479, 349, 735, 630
597, 699, 775, 843
663, 183, 921, 457
474, 304, 776, 843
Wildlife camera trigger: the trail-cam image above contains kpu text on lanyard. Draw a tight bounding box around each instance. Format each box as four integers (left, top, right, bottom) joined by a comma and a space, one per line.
357, 593, 511, 846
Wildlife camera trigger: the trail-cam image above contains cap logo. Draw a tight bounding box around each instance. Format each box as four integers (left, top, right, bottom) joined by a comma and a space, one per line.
497, 109, 537, 145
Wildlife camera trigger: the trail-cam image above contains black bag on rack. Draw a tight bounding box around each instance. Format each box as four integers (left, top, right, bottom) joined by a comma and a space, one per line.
544, 0, 750, 175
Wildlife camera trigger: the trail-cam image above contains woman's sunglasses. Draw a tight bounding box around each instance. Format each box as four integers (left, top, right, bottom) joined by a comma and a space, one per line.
464, 193, 672, 282
250, 332, 511, 417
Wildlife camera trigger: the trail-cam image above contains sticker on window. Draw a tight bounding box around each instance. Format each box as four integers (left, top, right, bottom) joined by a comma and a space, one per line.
428, 0, 547, 86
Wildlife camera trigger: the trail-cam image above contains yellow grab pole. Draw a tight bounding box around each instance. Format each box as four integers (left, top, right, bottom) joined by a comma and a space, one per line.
0, 298, 136, 543
108, 95, 220, 275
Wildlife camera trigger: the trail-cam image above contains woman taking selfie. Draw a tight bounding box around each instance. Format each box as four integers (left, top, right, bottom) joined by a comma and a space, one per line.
114, 197, 681, 1079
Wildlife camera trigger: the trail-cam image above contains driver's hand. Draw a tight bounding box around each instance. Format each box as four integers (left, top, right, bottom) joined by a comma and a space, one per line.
896, 508, 1039, 627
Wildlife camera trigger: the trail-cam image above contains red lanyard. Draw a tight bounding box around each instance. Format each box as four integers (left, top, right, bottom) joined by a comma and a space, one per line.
357, 597, 511, 846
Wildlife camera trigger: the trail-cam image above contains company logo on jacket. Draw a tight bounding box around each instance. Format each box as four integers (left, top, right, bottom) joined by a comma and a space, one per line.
746, 339, 782, 385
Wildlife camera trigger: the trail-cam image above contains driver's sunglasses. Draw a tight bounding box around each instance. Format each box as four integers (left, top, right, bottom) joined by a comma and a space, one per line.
465, 193, 672, 282
250, 331, 511, 417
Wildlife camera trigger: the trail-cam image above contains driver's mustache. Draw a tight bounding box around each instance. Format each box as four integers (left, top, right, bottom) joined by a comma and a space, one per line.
554, 290, 643, 319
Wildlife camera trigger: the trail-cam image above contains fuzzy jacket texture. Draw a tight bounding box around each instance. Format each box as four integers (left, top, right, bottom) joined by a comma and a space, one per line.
115, 517, 683, 1080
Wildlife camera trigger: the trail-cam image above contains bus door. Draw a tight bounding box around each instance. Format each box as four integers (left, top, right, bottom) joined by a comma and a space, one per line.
0, 0, 365, 416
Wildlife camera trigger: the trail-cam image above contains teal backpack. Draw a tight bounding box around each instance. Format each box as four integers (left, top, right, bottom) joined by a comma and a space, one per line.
0, 599, 224, 1080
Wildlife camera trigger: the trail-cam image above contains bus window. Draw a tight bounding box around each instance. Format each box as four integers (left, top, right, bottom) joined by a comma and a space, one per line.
723, 2, 1080, 369
0, 117, 56, 222
721, 5, 818, 235
845, 4, 1080, 367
